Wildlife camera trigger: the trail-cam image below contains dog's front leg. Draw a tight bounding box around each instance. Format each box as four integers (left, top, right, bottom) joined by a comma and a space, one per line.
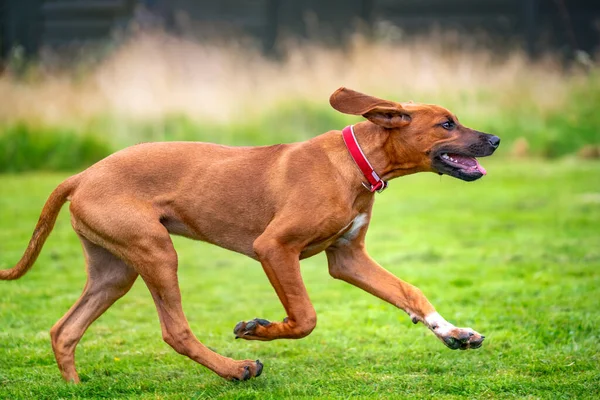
326, 244, 485, 350
234, 232, 317, 341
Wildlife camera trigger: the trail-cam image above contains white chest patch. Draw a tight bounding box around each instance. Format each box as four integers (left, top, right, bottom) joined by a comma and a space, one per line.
338, 213, 369, 244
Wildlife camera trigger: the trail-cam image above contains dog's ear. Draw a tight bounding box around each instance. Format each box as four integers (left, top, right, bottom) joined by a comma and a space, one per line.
329, 87, 411, 128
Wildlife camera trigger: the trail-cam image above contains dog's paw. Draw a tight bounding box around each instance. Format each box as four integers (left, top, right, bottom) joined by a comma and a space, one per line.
227, 359, 264, 381
436, 327, 485, 350
233, 318, 271, 339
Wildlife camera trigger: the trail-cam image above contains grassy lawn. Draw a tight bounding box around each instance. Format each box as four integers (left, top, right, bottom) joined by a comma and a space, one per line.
1, 159, 599, 399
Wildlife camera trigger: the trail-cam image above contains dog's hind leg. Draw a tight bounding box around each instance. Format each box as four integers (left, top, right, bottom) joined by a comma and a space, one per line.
69, 199, 263, 381
50, 235, 138, 383
137, 238, 263, 380
127, 229, 263, 381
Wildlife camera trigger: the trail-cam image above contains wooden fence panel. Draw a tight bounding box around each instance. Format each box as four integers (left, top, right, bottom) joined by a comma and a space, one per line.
1, 0, 599, 60
40, 0, 134, 47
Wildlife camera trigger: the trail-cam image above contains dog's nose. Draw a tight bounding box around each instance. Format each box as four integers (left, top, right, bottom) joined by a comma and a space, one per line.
488, 136, 501, 149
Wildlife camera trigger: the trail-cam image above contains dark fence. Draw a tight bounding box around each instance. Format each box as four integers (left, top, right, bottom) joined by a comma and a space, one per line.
1, 0, 135, 58
1, 0, 599, 60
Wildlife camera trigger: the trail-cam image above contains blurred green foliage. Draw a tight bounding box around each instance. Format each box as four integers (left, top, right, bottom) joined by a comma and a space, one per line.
0, 123, 112, 172
464, 71, 600, 158
0, 73, 599, 172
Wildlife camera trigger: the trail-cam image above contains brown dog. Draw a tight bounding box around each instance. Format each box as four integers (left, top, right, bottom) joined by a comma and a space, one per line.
0, 88, 499, 382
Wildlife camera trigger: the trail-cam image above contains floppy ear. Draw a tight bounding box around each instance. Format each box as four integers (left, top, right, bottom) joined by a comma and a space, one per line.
329, 87, 411, 128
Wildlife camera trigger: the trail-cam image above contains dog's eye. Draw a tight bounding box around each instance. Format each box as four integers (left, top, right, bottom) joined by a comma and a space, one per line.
441, 121, 455, 130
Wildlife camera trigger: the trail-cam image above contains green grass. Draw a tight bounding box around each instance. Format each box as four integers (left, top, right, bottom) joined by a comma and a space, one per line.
1, 159, 599, 399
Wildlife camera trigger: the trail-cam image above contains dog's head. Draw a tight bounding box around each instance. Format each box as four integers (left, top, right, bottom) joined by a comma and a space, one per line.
330, 87, 500, 182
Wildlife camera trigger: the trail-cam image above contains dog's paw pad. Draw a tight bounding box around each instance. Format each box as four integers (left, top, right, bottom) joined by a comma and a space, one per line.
233, 321, 244, 334
255, 360, 264, 377
441, 328, 485, 350
233, 318, 271, 338
255, 318, 271, 327
229, 360, 264, 381
242, 366, 251, 381
443, 336, 459, 348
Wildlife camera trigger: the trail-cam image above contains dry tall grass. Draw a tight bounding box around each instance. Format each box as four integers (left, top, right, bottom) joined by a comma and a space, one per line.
0, 31, 586, 125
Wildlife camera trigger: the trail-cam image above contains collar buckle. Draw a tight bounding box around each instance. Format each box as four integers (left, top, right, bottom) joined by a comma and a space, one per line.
363, 180, 388, 193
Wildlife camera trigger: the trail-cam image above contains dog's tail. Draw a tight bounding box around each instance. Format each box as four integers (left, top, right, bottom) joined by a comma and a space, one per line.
0, 175, 81, 280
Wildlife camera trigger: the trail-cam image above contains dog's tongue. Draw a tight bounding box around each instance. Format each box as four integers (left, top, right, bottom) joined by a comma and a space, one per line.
476, 162, 487, 175
450, 154, 487, 175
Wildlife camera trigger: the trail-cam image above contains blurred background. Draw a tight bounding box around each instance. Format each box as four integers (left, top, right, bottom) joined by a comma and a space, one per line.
0, 0, 599, 170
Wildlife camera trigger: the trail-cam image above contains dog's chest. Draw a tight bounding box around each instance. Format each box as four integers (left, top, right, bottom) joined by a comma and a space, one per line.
338, 213, 369, 242
299, 213, 369, 259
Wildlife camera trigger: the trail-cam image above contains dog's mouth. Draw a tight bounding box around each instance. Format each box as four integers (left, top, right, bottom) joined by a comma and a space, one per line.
432, 152, 488, 182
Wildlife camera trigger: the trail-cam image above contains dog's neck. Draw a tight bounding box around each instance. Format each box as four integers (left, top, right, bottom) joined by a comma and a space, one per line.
342, 125, 387, 192
350, 122, 426, 184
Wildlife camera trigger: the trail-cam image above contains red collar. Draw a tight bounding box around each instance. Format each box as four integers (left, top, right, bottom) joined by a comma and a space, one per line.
342, 125, 388, 193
